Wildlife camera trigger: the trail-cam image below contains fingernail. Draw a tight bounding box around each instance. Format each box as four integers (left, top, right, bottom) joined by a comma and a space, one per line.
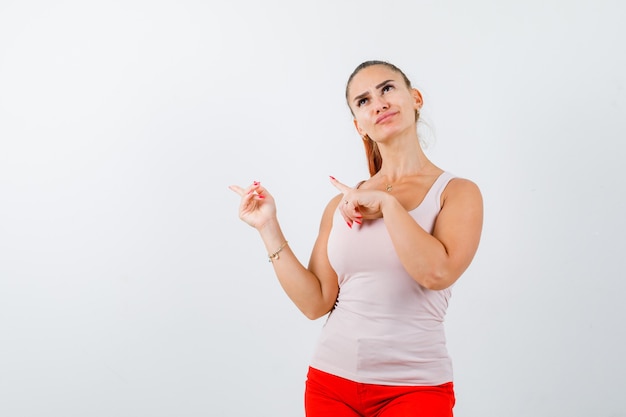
354, 220, 362, 225
329, 176, 336, 180
258, 195, 265, 199
253, 181, 259, 185
346, 221, 352, 228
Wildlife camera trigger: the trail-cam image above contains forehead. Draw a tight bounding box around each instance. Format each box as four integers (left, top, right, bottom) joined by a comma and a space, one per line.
348, 65, 401, 98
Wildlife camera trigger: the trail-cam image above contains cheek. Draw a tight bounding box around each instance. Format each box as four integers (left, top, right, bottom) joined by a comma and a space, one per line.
354, 116, 371, 135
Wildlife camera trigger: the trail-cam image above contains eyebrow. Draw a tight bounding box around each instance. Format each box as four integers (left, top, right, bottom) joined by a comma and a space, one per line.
352, 79, 394, 104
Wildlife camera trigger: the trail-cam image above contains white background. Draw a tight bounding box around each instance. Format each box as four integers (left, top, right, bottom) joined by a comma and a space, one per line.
1, 1, 625, 416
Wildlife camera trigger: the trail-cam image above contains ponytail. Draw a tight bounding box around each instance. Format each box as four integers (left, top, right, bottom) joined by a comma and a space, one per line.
362, 135, 382, 177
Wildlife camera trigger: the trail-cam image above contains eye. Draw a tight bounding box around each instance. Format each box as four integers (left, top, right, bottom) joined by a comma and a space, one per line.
357, 97, 369, 107
381, 84, 394, 94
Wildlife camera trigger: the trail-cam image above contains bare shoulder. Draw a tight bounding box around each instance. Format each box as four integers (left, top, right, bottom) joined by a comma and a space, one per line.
318, 193, 344, 230
442, 177, 482, 206
325, 193, 344, 214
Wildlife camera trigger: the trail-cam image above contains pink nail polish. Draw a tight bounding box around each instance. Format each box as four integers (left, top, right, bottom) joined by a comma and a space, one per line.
329, 176, 336, 180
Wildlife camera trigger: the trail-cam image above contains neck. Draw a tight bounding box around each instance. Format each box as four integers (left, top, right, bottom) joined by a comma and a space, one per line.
376, 141, 431, 183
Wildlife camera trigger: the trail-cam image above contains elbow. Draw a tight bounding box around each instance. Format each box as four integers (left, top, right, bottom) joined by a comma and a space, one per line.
419, 269, 456, 291
301, 304, 333, 321
422, 280, 450, 291
304, 311, 324, 321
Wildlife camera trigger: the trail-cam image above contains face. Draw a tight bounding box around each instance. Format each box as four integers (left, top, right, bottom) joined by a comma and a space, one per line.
347, 65, 422, 142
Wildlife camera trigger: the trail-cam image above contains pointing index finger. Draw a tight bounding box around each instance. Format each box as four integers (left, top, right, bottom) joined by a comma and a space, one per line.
329, 176, 352, 193
228, 185, 245, 196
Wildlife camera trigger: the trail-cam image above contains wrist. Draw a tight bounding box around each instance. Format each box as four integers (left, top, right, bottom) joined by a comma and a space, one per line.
257, 216, 280, 236
257, 218, 286, 253
267, 240, 289, 262
380, 192, 401, 214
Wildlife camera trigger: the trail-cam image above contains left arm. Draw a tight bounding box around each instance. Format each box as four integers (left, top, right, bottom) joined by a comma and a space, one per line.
381, 178, 483, 290
332, 177, 483, 290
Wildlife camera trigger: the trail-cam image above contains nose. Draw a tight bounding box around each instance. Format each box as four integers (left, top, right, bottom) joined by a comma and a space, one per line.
373, 97, 389, 113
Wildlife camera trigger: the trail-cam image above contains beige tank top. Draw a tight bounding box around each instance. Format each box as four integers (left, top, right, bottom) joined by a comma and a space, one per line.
309, 171, 456, 386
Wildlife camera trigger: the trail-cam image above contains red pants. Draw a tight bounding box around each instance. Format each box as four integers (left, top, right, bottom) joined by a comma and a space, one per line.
305, 367, 455, 417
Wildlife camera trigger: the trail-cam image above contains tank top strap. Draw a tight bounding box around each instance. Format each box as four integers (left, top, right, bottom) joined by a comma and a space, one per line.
428, 171, 457, 209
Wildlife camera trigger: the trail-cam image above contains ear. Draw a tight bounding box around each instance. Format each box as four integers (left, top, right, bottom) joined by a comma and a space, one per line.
353, 118, 366, 138
411, 88, 423, 110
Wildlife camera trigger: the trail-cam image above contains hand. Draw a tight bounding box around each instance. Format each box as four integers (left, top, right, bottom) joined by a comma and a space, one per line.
228, 181, 277, 229
329, 176, 389, 227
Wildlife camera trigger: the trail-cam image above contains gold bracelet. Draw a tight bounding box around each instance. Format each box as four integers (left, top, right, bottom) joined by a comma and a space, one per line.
268, 240, 288, 262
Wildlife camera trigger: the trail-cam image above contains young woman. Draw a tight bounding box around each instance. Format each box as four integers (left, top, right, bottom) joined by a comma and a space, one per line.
229, 60, 483, 417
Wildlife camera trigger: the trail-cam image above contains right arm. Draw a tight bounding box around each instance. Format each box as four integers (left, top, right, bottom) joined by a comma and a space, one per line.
229, 181, 341, 320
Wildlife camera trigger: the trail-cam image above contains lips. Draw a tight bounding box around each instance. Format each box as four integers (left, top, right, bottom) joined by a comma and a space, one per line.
375, 111, 398, 124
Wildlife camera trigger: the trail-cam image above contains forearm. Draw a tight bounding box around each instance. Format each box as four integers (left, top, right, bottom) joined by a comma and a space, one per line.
381, 199, 451, 289
258, 219, 334, 319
